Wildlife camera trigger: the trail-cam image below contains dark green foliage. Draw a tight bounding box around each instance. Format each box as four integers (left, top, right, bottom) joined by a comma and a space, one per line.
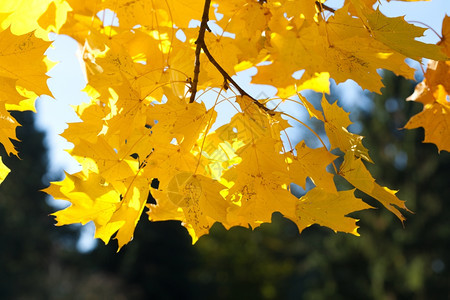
0, 111, 75, 299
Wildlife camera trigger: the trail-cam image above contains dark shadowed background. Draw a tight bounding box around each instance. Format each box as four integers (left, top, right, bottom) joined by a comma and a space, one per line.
1, 71, 449, 299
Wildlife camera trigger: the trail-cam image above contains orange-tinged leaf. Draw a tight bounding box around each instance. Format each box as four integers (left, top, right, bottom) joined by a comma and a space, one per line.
299, 94, 324, 122
404, 15, 450, 152
387, 0, 430, 2
407, 60, 450, 105
404, 87, 450, 152
0, 77, 26, 107
438, 15, 450, 56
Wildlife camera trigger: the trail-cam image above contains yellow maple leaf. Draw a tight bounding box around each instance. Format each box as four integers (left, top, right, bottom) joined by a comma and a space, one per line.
0, 29, 52, 158
227, 175, 298, 229
438, 15, 450, 56
0, 28, 52, 96
287, 187, 373, 235
0, 103, 19, 155
0, 0, 71, 38
216, 0, 270, 40
148, 93, 214, 151
40, 0, 448, 248
288, 141, 338, 193
102, 177, 149, 250
49, 172, 122, 239
322, 97, 372, 162
405, 17, 450, 152
69, 135, 137, 185
143, 143, 200, 187
160, 172, 231, 243
61, 102, 106, 145
340, 152, 411, 222
405, 85, 450, 152
365, 9, 447, 61
0, 156, 10, 184
225, 138, 296, 228
50, 172, 149, 250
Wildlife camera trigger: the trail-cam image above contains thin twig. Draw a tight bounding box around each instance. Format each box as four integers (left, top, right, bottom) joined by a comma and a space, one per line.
200, 43, 273, 114
189, 0, 211, 103
189, 0, 274, 116
316, 1, 335, 13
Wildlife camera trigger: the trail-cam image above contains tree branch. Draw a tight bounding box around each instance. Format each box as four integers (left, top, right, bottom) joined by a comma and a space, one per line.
316, 1, 335, 13
200, 43, 273, 114
189, 0, 211, 103
189, 0, 273, 115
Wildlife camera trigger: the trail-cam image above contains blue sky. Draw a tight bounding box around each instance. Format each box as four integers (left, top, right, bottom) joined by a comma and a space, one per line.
35, 0, 450, 251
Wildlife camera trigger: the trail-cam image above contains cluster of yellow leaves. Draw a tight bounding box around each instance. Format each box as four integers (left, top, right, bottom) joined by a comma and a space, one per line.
405, 16, 450, 152
0, 0, 59, 183
0, 0, 447, 249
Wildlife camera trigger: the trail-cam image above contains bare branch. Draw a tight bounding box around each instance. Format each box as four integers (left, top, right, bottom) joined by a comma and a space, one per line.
316, 1, 335, 13
189, 0, 211, 103
189, 0, 273, 115
200, 43, 273, 114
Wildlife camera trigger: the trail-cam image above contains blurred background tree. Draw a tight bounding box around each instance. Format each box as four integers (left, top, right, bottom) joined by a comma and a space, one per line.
0, 71, 448, 299
0, 111, 78, 299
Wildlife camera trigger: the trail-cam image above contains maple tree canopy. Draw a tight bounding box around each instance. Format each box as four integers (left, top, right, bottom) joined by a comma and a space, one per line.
0, 0, 448, 250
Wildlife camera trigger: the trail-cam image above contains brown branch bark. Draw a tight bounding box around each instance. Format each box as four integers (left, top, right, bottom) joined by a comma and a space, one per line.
189, 0, 211, 103
200, 43, 272, 114
189, 0, 273, 115
316, 1, 335, 13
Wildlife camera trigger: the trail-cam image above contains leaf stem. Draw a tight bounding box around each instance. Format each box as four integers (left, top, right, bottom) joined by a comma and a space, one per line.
201, 43, 274, 115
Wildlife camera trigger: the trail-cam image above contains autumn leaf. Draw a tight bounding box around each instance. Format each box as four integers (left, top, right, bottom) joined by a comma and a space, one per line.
405, 85, 450, 152
0, 0, 442, 248
287, 187, 373, 236
404, 16, 450, 152
149, 172, 231, 243
0, 25, 53, 162
322, 97, 372, 162
339, 152, 411, 222
288, 141, 338, 194
363, 8, 447, 61
0, 0, 71, 39
0, 28, 51, 96
0, 156, 10, 184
